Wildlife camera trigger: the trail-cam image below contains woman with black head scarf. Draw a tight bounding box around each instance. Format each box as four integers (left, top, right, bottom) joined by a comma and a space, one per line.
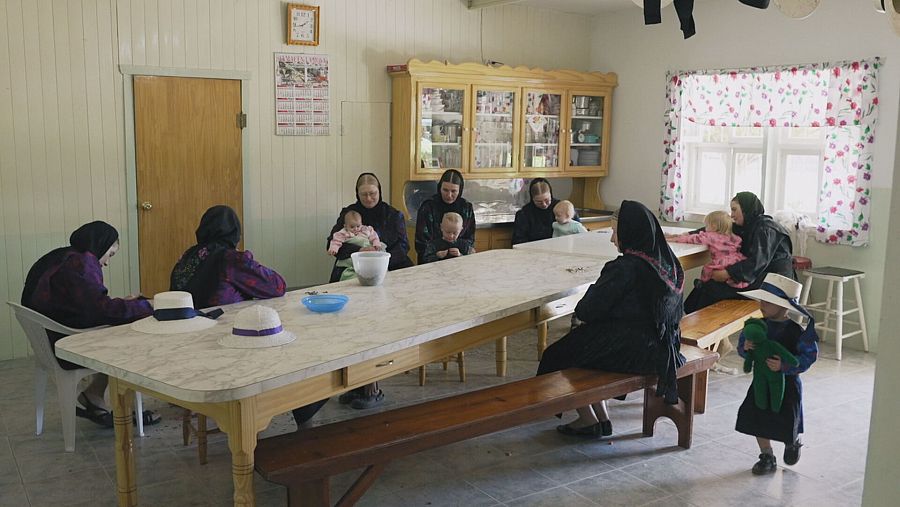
414, 169, 476, 261
683, 191, 795, 313
511, 178, 581, 245
171, 205, 286, 308
537, 200, 685, 437
326, 173, 413, 282
23, 221, 155, 426
319, 173, 414, 412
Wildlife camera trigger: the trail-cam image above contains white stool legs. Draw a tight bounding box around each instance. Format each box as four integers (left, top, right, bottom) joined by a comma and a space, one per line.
800, 268, 868, 361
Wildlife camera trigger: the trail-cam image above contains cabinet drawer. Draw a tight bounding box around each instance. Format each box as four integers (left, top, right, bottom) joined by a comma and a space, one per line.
538, 292, 584, 321
474, 236, 491, 253
344, 347, 420, 386
491, 228, 512, 241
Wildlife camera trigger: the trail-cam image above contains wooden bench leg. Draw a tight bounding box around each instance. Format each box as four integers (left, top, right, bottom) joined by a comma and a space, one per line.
643, 374, 696, 449
537, 322, 548, 360
457, 352, 466, 382
198, 413, 209, 465
693, 370, 708, 415
495, 336, 507, 377
286, 477, 330, 507
336, 463, 386, 507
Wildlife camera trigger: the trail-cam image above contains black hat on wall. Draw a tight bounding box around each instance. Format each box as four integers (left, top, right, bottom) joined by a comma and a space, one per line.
739, 0, 770, 7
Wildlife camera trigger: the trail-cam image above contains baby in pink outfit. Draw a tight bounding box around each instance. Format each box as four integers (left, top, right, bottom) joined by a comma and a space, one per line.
328, 210, 383, 255
667, 210, 748, 288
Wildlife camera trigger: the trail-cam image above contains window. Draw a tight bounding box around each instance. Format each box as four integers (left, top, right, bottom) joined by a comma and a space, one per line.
682, 124, 824, 220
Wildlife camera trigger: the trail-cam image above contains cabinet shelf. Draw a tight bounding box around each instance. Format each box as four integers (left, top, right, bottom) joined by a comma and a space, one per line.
429, 142, 461, 146
571, 143, 601, 147
422, 111, 463, 117
571, 115, 602, 120
525, 114, 559, 118
476, 112, 513, 117
525, 143, 559, 146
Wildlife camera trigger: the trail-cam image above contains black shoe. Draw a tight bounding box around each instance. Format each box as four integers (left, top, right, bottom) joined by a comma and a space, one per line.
350, 389, 385, 409
752, 453, 777, 475
599, 420, 613, 436
783, 440, 802, 466
556, 422, 601, 437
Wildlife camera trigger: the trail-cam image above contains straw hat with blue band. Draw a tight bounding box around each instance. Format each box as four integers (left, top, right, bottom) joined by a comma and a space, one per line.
218, 306, 296, 349
741, 273, 816, 331
131, 291, 222, 334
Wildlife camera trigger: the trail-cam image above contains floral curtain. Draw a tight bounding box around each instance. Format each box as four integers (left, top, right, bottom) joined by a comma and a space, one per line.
659, 58, 881, 246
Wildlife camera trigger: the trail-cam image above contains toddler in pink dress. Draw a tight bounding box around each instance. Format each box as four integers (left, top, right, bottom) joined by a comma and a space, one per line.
667, 210, 748, 289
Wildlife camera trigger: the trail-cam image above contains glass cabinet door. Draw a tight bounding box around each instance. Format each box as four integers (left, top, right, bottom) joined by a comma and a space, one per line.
418, 84, 466, 173
568, 93, 605, 169
471, 88, 516, 173
522, 90, 563, 171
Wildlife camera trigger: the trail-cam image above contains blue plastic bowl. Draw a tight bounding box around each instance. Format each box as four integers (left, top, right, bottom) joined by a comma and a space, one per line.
301, 294, 349, 313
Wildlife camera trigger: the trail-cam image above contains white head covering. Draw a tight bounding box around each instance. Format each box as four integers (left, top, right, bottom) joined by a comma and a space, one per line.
131, 291, 219, 334
741, 273, 810, 325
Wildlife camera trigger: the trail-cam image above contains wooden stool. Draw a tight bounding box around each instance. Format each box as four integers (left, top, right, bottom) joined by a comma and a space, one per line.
418, 352, 465, 386
799, 266, 869, 360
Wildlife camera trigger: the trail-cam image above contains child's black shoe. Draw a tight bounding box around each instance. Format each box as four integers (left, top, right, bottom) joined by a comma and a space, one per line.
752, 453, 777, 475
783, 440, 802, 466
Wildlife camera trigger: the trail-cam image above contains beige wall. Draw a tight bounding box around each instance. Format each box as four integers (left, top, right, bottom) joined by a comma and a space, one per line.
0, 0, 595, 360
589, 0, 900, 352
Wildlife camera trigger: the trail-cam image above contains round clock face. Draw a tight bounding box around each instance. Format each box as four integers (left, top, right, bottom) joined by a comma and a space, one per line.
773, 0, 820, 19
577, 132, 585, 143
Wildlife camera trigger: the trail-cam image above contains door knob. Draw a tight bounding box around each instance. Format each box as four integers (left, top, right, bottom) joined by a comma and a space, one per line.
140, 201, 153, 211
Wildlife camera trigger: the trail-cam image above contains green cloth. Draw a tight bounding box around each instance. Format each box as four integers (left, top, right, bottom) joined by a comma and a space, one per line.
742, 318, 800, 412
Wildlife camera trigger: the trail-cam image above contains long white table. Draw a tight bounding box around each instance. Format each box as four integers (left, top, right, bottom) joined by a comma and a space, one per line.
56, 249, 610, 506
56, 242, 709, 506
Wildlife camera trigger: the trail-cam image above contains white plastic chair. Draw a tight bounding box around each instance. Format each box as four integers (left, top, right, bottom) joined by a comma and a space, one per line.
8, 302, 145, 452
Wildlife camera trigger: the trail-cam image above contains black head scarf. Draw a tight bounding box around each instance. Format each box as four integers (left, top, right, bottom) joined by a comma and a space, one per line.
615, 200, 685, 404
170, 205, 242, 308
732, 191, 765, 237
70, 221, 119, 260
431, 169, 469, 216
348, 172, 390, 228
22, 221, 119, 306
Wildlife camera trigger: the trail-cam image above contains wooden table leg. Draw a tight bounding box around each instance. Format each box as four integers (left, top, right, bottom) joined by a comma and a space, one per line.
495, 336, 507, 377
537, 322, 548, 360
109, 378, 137, 506
223, 399, 259, 507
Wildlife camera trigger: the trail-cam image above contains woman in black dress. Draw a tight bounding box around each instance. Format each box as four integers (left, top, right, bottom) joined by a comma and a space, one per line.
537, 200, 685, 437
511, 178, 580, 245
684, 191, 794, 313
414, 169, 476, 261
323, 173, 413, 410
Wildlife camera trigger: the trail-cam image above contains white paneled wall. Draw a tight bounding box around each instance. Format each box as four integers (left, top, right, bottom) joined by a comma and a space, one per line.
0, 0, 594, 359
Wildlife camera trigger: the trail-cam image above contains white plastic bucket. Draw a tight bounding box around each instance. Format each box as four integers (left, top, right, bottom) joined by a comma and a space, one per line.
350, 251, 390, 286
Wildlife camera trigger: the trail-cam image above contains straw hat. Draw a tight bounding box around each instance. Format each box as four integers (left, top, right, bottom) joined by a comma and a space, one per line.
874, 0, 886, 13
741, 273, 804, 315
218, 306, 296, 349
772, 0, 820, 19
131, 291, 219, 334
630, 0, 674, 8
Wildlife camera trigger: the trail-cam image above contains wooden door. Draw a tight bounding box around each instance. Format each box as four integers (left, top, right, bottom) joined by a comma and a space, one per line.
134, 76, 243, 296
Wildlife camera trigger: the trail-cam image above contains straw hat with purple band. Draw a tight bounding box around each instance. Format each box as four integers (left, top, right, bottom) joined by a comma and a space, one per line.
131, 291, 223, 334
218, 306, 296, 349
741, 273, 814, 326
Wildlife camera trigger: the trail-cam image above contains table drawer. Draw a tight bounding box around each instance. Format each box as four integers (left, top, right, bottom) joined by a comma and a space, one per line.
344, 347, 420, 386
538, 292, 584, 321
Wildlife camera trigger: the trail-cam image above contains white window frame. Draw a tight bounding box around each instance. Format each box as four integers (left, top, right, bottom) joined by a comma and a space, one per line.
682, 126, 823, 222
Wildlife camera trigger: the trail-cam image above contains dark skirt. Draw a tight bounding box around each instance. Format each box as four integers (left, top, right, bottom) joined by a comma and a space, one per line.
537, 321, 657, 377
684, 280, 748, 313
735, 375, 803, 444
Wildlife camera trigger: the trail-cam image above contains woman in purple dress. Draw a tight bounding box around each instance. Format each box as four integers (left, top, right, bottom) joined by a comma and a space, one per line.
23, 221, 156, 427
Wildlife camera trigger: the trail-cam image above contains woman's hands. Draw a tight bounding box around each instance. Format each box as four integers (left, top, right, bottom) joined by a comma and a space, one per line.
766, 355, 783, 372
360, 246, 379, 252
710, 269, 730, 282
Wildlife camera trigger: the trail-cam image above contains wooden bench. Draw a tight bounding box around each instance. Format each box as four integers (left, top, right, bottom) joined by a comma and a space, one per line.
679, 299, 761, 414
255, 345, 718, 507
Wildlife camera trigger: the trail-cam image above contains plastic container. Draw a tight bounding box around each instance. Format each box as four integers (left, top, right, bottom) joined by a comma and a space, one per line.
301, 294, 349, 313
350, 251, 390, 286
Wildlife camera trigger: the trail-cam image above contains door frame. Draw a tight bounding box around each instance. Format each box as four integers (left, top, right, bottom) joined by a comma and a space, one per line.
120, 65, 252, 292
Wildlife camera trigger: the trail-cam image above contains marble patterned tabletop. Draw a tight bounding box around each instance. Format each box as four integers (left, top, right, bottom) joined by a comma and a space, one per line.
56, 249, 609, 403
512, 226, 706, 260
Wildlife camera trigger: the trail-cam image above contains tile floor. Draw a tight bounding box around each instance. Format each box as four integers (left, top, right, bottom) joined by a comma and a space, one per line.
0, 320, 875, 506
